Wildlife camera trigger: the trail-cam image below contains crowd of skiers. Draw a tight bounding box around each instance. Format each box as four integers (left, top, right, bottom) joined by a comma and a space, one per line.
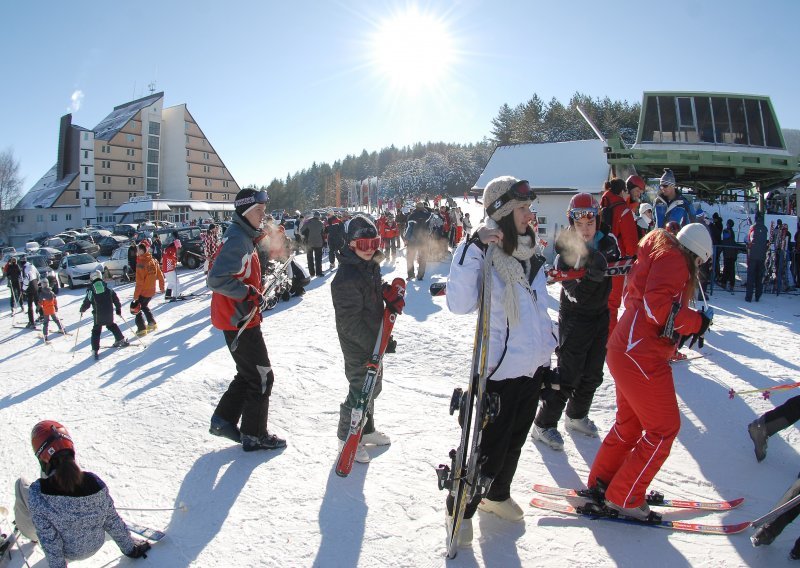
5, 175, 800, 564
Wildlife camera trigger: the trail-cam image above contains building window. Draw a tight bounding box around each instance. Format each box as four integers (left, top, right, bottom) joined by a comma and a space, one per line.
66, 214, 72, 221
203, 152, 210, 160
84, 183, 90, 191
15, 215, 24, 223
146, 178, 158, 192
84, 150, 89, 159
75, 191, 79, 199
51, 214, 57, 222
187, 163, 191, 171
185, 135, 189, 144
188, 178, 192, 185
203, 165, 209, 173
186, 149, 190, 157
148, 149, 158, 163
223, 180, 229, 188
127, 148, 135, 156
129, 193, 134, 199
84, 166, 89, 174
147, 164, 158, 178
127, 163, 135, 171
204, 179, 211, 187
127, 134, 135, 143
83, 132, 89, 140
36, 214, 44, 222
101, 145, 110, 154
149, 122, 160, 135
148, 135, 159, 150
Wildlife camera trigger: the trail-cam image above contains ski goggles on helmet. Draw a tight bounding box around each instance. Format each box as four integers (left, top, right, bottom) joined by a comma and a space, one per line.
486, 180, 536, 217
353, 237, 381, 252
568, 207, 598, 221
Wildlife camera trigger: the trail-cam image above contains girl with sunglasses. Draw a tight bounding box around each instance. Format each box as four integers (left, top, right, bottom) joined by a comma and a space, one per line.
445, 176, 556, 545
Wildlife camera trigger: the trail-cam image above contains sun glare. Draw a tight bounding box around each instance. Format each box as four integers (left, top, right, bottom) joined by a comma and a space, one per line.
370, 6, 455, 95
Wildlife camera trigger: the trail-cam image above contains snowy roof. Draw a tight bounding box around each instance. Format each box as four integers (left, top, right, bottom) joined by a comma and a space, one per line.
113, 200, 234, 215
15, 164, 78, 209
93, 92, 163, 141
473, 140, 611, 194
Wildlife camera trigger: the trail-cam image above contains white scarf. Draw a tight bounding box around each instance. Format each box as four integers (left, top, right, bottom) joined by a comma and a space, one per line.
485, 219, 537, 327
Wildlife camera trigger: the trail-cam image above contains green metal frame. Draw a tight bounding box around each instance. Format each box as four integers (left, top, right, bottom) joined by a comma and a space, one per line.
604, 91, 799, 197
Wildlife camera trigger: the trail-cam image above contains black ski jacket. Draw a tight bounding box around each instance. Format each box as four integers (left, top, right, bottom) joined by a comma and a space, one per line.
556, 227, 621, 316
80, 279, 122, 326
331, 247, 383, 375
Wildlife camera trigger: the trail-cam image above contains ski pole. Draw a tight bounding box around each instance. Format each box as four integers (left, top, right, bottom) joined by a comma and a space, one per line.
120, 312, 147, 349
117, 502, 188, 512
70, 312, 84, 359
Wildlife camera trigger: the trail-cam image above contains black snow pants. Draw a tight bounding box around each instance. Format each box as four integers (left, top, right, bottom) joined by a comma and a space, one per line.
215, 326, 275, 438
535, 310, 609, 429
763, 395, 800, 437
447, 370, 544, 519
90, 323, 124, 352
760, 472, 800, 540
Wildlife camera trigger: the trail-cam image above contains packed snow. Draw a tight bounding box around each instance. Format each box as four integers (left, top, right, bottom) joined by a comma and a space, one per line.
1, 198, 798, 567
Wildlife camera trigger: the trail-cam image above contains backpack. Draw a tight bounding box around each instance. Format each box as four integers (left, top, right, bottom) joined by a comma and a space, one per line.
599, 200, 626, 235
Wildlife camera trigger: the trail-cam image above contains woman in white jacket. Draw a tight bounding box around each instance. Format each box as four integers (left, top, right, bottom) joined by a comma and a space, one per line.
445, 176, 557, 543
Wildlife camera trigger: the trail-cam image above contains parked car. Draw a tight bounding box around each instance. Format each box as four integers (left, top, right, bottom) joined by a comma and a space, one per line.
1, 246, 16, 255
63, 239, 101, 258
54, 233, 77, 244
113, 223, 139, 238
155, 227, 204, 269
24, 242, 40, 253
282, 218, 297, 240
27, 254, 59, 293
57, 253, 104, 289
42, 237, 67, 250
103, 246, 133, 280
98, 235, 130, 256
37, 247, 64, 268
89, 229, 112, 241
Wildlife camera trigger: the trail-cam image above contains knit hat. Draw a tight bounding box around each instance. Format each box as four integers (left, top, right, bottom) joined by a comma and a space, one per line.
608, 178, 626, 195
660, 168, 676, 187
415, 202, 425, 209
234, 188, 268, 217
482, 176, 536, 222
345, 214, 378, 241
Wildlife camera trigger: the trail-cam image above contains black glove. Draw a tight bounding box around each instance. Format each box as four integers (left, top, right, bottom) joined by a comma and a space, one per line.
116, 308, 122, 317
246, 285, 268, 312
541, 367, 561, 391
386, 335, 397, 353
585, 250, 608, 282
679, 307, 714, 349
125, 540, 151, 559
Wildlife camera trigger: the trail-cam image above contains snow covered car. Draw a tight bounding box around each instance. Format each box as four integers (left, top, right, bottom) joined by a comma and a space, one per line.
103, 246, 133, 280
57, 253, 104, 289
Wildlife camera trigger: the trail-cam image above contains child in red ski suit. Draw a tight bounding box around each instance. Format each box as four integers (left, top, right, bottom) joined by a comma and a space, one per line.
587, 225, 713, 520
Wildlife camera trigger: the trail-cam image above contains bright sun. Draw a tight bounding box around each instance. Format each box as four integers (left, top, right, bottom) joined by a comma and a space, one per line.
370, 6, 455, 95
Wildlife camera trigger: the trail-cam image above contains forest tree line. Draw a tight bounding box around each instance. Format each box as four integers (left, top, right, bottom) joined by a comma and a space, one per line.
251, 92, 641, 211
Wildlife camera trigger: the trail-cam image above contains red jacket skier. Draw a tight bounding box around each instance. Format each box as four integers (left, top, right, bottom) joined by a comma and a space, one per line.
600, 178, 640, 335
587, 224, 713, 520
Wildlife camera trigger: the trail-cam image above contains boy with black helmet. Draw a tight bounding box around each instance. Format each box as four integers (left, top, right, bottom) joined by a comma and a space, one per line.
14, 420, 151, 565
331, 214, 403, 465
79, 271, 128, 359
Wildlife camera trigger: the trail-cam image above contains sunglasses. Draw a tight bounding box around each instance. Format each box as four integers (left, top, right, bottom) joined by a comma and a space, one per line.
353, 237, 381, 252
486, 180, 536, 217
568, 208, 598, 221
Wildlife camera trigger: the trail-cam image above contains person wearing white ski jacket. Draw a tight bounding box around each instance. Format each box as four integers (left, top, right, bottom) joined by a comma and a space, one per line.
443, 175, 557, 546
21, 257, 41, 328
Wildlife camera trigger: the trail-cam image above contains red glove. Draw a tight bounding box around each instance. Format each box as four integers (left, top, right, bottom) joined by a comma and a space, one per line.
382, 280, 405, 314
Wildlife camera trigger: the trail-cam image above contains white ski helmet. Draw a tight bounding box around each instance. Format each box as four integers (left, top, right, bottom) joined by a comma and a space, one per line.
676, 223, 713, 262
90, 270, 103, 282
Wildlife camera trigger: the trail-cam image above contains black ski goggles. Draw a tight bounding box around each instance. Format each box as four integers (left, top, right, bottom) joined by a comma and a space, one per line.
486, 180, 536, 217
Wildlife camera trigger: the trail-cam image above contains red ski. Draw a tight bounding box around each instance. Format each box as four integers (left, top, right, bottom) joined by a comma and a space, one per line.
335, 278, 405, 477
532, 484, 744, 511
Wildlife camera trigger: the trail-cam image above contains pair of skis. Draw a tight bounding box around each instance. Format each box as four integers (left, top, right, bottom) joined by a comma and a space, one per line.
436, 245, 498, 559
530, 484, 798, 535
335, 278, 406, 477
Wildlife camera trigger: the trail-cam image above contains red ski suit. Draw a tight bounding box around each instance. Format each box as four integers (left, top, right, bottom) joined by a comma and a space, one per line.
588, 230, 703, 508
601, 190, 639, 336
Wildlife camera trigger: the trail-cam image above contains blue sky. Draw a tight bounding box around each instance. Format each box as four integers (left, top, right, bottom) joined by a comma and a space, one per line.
3, 0, 799, 194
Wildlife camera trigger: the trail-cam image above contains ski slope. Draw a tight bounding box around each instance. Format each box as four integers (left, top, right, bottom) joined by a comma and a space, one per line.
1, 198, 798, 567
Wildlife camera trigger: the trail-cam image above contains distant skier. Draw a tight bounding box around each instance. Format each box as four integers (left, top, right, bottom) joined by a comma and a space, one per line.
405, 203, 431, 280
202, 223, 222, 273
745, 213, 768, 302
5, 256, 23, 312
20, 255, 40, 329
14, 420, 151, 566
38, 280, 66, 342
208, 188, 286, 452
324, 214, 346, 269
79, 271, 128, 360
653, 168, 695, 229
331, 214, 402, 465
532, 193, 620, 451
587, 224, 713, 521
162, 238, 180, 300
445, 176, 556, 545
133, 241, 164, 336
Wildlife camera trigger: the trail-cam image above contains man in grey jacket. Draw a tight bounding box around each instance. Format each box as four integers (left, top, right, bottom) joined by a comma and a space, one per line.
302, 211, 326, 276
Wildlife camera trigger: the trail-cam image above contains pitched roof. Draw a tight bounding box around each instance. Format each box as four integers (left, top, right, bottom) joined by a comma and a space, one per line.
16, 164, 78, 209
472, 140, 610, 193
93, 92, 163, 141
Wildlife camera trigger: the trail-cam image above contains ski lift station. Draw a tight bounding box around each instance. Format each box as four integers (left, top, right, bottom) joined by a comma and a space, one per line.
473, 92, 800, 260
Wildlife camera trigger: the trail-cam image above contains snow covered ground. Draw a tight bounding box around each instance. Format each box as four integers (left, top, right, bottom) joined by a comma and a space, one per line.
1, 197, 799, 567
